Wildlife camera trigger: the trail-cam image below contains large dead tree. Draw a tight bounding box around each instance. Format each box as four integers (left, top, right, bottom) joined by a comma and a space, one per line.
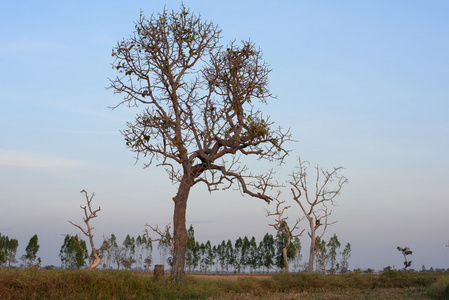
109, 6, 290, 283
289, 157, 347, 273
69, 190, 110, 270
267, 197, 303, 273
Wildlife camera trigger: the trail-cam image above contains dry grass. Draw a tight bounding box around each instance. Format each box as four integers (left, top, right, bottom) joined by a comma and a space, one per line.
427, 274, 449, 299
0, 269, 445, 299
220, 288, 430, 300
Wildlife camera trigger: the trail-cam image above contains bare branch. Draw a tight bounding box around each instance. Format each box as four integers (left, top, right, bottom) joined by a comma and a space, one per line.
145, 223, 174, 249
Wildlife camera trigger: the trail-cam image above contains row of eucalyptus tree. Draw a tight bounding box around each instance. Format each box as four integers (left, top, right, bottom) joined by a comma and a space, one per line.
0, 233, 19, 269
313, 234, 352, 274
0, 233, 40, 269
181, 226, 353, 274
59, 227, 351, 274
59, 228, 299, 273
59, 233, 153, 271
90, 234, 152, 271
180, 225, 301, 274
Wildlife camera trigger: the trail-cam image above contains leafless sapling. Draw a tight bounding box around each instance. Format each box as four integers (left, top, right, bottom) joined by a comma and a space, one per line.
289, 157, 348, 273
145, 223, 174, 267
145, 223, 174, 250
69, 190, 110, 270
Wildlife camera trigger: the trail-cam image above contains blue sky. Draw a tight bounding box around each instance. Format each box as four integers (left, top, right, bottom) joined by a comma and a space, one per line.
1, 0, 448, 271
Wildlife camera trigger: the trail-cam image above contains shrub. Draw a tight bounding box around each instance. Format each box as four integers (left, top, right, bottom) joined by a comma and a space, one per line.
376, 271, 437, 288
427, 274, 449, 299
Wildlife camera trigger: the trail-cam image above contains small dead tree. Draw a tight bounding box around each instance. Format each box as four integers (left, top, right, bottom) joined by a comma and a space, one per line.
397, 246, 413, 271
267, 197, 303, 273
69, 190, 110, 270
145, 223, 174, 250
289, 157, 348, 273
145, 223, 174, 278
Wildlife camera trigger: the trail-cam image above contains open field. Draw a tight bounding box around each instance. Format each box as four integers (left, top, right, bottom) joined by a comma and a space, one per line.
0, 269, 448, 299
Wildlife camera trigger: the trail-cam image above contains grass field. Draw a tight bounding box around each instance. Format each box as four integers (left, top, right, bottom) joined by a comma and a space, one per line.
0, 269, 448, 299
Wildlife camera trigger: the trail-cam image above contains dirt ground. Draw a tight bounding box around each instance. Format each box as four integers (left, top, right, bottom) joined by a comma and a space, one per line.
188, 273, 272, 280
206, 288, 430, 300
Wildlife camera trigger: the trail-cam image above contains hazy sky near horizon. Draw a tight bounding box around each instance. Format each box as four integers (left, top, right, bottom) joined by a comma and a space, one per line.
1, 1, 448, 271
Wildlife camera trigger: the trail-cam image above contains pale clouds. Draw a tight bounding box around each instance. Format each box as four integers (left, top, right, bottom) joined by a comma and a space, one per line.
0, 38, 64, 53
0, 149, 85, 169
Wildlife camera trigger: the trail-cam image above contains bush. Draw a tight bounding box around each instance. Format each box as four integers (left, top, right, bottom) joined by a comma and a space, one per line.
271, 272, 375, 292
375, 271, 438, 288
427, 274, 449, 299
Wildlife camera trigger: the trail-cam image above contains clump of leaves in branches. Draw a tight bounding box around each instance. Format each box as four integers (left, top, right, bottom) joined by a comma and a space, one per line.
397, 246, 413, 271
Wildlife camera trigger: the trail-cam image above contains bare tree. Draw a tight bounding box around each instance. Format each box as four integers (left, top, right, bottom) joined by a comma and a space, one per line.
289, 157, 347, 273
145, 223, 174, 250
145, 223, 174, 268
109, 5, 290, 283
69, 190, 110, 270
267, 197, 303, 273
111, 245, 124, 270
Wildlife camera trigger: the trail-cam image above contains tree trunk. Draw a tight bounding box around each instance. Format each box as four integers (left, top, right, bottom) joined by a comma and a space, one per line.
283, 247, 289, 273
88, 252, 101, 270
154, 264, 165, 279
283, 233, 291, 273
321, 249, 327, 275
308, 221, 315, 273
171, 179, 191, 284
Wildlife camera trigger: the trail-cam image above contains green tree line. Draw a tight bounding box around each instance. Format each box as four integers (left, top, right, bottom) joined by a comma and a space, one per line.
2, 229, 350, 274
0, 233, 40, 269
